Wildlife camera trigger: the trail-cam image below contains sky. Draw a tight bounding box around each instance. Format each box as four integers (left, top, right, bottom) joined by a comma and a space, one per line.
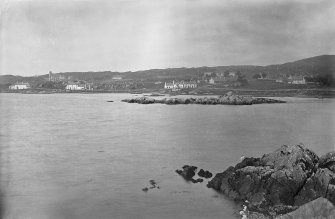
1, 0, 335, 76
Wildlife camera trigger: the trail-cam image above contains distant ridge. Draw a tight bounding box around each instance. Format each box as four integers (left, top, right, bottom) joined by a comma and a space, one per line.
1, 55, 334, 84
265, 55, 335, 76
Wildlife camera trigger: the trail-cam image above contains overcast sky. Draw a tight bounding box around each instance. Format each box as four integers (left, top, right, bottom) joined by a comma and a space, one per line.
1, 0, 335, 76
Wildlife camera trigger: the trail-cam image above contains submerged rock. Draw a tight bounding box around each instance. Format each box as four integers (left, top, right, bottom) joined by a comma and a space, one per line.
192, 178, 204, 183
149, 179, 160, 189
207, 144, 335, 216
142, 179, 160, 192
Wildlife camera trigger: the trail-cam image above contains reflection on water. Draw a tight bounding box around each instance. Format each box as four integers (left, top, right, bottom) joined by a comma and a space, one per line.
0, 93, 334, 219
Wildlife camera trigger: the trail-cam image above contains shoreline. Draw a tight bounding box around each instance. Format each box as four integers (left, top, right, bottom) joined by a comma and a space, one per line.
1, 88, 335, 98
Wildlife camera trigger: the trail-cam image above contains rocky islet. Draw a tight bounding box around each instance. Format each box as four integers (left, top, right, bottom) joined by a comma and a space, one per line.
122, 92, 286, 105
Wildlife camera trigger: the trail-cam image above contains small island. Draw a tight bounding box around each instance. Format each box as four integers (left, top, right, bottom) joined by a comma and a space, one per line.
121, 92, 286, 105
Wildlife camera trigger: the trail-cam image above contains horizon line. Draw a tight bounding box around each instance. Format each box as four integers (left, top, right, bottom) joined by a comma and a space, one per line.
2, 54, 333, 77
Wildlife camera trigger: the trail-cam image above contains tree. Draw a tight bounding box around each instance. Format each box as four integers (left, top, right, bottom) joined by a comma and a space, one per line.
318, 74, 334, 86
211, 72, 217, 78
224, 70, 230, 77
253, 73, 260, 79
237, 73, 248, 86
261, 72, 267, 79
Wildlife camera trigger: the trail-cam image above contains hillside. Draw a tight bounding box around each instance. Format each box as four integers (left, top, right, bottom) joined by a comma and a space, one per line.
1, 55, 334, 84
264, 55, 335, 77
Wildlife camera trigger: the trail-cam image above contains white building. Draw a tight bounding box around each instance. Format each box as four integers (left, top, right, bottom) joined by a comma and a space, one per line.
9, 82, 30, 90
289, 75, 306, 84
229, 72, 236, 77
66, 83, 85, 90
164, 82, 175, 89
112, 76, 122, 80
164, 81, 197, 90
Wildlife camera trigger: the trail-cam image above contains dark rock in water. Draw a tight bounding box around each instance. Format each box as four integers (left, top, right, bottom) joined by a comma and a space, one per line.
176, 165, 198, 180
142, 180, 160, 192
192, 178, 204, 183
176, 166, 213, 183
107, 100, 114, 102
149, 179, 160, 189
198, 169, 213, 178
278, 197, 335, 219
207, 144, 335, 216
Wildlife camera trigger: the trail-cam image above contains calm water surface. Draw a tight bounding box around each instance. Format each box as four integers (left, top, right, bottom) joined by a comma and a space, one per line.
0, 93, 334, 219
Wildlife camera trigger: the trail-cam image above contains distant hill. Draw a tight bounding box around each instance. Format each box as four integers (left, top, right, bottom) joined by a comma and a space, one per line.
264, 55, 335, 77
1, 55, 334, 84
0, 75, 25, 84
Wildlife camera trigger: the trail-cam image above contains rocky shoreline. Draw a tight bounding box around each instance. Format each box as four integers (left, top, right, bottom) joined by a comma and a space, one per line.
175, 145, 335, 218
205, 144, 335, 218
122, 92, 286, 105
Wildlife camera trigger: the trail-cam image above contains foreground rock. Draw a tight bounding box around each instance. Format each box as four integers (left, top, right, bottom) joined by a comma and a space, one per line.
207, 144, 335, 217
122, 93, 285, 105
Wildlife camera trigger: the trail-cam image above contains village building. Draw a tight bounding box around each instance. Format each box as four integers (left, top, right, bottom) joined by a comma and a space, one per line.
112, 76, 123, 80
164, 82, 175, 89
49, 71, 70, 82
292, 76, 306, 84
164, 81, 197, 90
66, 83, 85, 90
276, 78, 284, 83
208, 72, 239, 85
228, 72, 236, 77
9, 82, 30, 90
202, 72, 215, 81
288, 75, 306, 84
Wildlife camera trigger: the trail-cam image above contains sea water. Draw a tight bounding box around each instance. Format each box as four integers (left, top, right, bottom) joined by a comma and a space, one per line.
0, 93, 334, 219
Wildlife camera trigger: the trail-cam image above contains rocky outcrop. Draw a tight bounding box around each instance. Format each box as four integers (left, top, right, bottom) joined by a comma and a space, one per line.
207, 144, 335, 216
198, 169, 213, 178
294, 168, 335, 206
176, 165, 213, 183
122, 93, 285, 105
319, 152, 335, 172
176, 165, 198, 181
